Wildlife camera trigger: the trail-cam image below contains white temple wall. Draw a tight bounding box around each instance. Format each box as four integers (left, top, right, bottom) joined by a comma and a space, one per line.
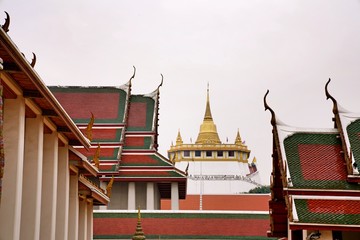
135, 182, 147, 209
108, 181, 129, 210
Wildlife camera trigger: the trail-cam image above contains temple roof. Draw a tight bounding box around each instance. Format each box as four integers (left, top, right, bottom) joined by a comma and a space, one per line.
265, 80, 360, 235
291, 196, 360, 230
50, 80, 187, 198
195, 86, 221, 144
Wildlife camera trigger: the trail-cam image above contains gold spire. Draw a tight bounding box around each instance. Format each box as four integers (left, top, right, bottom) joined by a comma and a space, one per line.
176, 129, 183, 146
204, 84, 213, 121
195, 85, 221, 144
235, 129, 242, 145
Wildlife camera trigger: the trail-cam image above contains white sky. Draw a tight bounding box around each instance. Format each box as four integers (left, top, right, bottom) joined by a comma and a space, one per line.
2, 0, 360, 185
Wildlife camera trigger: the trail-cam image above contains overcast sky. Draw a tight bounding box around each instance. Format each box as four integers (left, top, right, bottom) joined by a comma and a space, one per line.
2, 0, 360, 185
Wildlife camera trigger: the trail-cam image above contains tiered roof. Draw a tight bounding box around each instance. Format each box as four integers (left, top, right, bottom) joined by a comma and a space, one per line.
265, 79, 360, 238
50, 71, 187, 199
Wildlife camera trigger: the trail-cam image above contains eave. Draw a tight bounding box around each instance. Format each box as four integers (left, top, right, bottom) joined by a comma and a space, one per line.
79, 174, 109, 205
285, 188, 360, 197
0, 27, 90, 149
289, 222, 360, 232
69, 147, 98, 177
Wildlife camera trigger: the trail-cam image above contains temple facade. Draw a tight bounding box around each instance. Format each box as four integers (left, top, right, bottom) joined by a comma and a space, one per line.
168, 87, 261, 198
265, 80, 360, 240
0, 14, 109, 240
50, 72, 187, 211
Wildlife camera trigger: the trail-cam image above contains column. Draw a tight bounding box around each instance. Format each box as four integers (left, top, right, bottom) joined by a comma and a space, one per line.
128, 182, 136, 210
78, 197, 88, 240
40, 132, 58, 240
68, 174, 79, 240
146, 182, 155, 210
20, 115, 44, 240
55, 146, 69, 240
171, 182, 179, 210
86, 200, 93, 240
0, 97, 25, 240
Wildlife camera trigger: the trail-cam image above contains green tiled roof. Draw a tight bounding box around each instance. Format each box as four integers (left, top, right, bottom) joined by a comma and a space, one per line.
283, 132, 360, 190
347, 119, 360, 167
294, 199, 360, 225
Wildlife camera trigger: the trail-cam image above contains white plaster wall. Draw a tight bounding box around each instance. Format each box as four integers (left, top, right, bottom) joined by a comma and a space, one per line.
108, 182, 128, 210
135, 182, 147, 209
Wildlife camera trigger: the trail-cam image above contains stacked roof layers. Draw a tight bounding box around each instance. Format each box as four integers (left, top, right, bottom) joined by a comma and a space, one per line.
265, 80, 360, 239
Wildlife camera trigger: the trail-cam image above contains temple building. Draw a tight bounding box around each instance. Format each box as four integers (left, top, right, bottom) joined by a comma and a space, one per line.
265, 80, 360, 240
167, 87, 261, 199
0, 13, 109, 240
50, 71, 187, 211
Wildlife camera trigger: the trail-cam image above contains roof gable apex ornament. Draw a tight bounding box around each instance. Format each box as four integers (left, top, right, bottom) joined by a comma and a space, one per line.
129, 65, 136, 85
30, 52, 36, 67
158, 73, 163, 90
325, 78, 339, 115
143, 73, 164, 100
264, 90, 276, 126
1, 11, 10, 33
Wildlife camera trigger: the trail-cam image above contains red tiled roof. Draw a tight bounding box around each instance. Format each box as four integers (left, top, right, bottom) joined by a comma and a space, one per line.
53, 92, 121, 119
121, 154, 172, 167
127, 102, 147, 128
298, 144, 347, 181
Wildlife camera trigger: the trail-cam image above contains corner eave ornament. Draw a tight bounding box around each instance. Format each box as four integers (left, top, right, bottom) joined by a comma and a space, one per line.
2, 12, 10, 33
264, 90, 276, 126
86, 112, 95, 141
325, 78, 338, 115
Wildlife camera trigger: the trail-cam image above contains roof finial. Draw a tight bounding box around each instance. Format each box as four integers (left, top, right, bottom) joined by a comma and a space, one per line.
325, 78, 338, 114
30, 52, 37, 67
2, 11, 10, 33
129, 66, 136, 81
235, 129, 242, 145
176, 129, 183, 145
204, 83, 213, 121
158, 73, 163, 89
264, 90, 276, 126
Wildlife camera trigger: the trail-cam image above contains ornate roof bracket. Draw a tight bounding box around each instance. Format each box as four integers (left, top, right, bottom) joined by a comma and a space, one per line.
264, 90, 288, 188
325, 79, 352, 175
2, 12, 10, 33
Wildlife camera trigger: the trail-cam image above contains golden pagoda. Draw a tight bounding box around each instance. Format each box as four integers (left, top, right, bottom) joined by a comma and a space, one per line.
168, 86, 250, 163
167, 86, 260, 195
